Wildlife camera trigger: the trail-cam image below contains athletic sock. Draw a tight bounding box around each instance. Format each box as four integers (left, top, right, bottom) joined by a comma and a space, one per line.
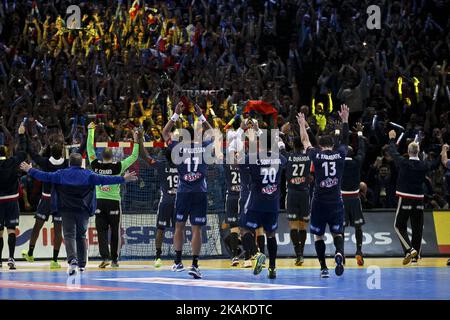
28, 245, 35, 257
242, 232, 255, 260
192, 255, 199, 268
229, 232, 240, 257
355, 227, 363, 254
175, 250, 182, 264
298, 229, 307, 255
156, 248, 162, 259
8, 233, 16, 259
315, 239, 327, 270
257, 235, 265, 254
267, 236, 277, 269
290, 229, 301, 257
0, 237, 3, 261
333, 235, 344, 255
53, 249, 59, 262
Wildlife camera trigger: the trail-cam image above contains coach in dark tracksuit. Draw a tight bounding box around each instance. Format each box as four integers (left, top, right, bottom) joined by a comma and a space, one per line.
20, 153, 137, 275
387, 130, 441, 265
341, 127, 366, 266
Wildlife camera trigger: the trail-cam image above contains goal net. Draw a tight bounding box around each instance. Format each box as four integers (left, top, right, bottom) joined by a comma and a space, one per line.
65, 142, 226, 260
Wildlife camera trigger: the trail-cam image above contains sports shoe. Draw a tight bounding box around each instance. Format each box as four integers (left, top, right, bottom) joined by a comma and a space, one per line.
253, 253, 266, 275
111, 260, 119, 268
403, 249, 418, 265
79, 267, 86, 273
355, 252, 364, 266
295, 256, 304, 266
7, 258, 16, 270
154, 258, 162, 268
50, 260, 61, 269
243, 259, 252, 268
447, 258, 450, 266
268, 267, 276, 279
172, 263, 185, 272
320, 268, 330, 278
67, 260, 78, 276
231, 257, 239, 267
98, 260, 111, 268
188, 266, 202, 279
21, 250, 34, 262
335, 252, 344, 276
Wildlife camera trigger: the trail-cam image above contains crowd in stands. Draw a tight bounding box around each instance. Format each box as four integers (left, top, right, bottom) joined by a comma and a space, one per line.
1, 0, 450, 211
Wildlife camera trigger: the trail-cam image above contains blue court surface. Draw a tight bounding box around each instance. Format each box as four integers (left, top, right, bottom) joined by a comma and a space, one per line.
1, 258, 449, 300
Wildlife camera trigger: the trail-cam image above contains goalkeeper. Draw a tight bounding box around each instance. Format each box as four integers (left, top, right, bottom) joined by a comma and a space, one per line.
87, 122, 139, 268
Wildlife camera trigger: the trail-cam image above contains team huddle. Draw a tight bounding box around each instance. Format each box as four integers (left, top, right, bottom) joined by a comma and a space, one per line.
1, 102, 438, 278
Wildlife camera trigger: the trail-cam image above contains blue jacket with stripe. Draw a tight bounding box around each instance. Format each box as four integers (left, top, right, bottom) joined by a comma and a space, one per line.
28, 166, 125, 215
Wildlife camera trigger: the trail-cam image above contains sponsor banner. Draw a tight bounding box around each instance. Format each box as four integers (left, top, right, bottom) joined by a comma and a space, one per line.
433, 211, 450, 254
273, 211, 440, 257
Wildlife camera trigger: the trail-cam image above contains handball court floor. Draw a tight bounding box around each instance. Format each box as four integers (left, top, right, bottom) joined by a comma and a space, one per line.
1, 258, 449, 300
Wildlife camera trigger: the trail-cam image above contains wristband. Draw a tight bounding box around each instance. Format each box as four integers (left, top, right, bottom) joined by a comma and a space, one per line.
171, 113, 180, 122
198, 115, 206, 123
357, 131, 363, 137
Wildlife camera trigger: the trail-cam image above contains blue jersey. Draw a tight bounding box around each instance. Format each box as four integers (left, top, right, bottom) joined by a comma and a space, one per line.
223, 165, 241, 196
243, 153, 287, 213
168, 140, 212, 193
307, 145, 347, 203
154, 160, 178, 200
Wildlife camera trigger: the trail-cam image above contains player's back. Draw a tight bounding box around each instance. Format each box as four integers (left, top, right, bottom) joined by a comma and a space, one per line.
224, 164, 241, 196
245, 152, 287, 212
285, 150, 311, 191
307, 146, 346, 203
169, 140, 211, 193
154, 159, 178, 197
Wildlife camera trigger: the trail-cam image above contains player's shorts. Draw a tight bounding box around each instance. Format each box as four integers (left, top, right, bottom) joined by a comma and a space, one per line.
0, 201, 20, 229
285, 189, 310, 222
157, 195, 176, 229
239, 209, 279, 232
35, 197, 62, 223
343, 196, 365, 227
309, 199, 344, 236
175, 192, 208, 226
95, 198, 121, 217
226, 194, 240, 228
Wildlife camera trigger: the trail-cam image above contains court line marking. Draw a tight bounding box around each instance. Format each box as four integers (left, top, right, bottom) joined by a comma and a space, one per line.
0, 280, 137, 292
96, 277, 326, 290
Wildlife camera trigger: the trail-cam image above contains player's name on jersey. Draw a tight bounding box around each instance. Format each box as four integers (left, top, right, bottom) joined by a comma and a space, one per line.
165, 167, 178, 174
288, 155, 310, 162
181, 146, 206, 154
95, 168, 115, 175
315, 153, 342, 160
256, 158, 283, 165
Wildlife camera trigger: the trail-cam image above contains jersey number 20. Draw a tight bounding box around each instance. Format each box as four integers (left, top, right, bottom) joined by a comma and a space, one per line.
261, 167, 277, 184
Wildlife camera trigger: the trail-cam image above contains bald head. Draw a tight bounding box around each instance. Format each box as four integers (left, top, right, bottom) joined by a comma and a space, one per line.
408, 142, 420, 157
69, 153, 83, 167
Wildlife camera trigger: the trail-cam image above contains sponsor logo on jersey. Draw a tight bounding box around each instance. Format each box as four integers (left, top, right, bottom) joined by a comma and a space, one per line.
262, 184, 278, 195
231, 185, 241, 192
183, 172, 202, 182
290, 177, 306, 184
319, 177, 338, 188
100, 186, 112, 192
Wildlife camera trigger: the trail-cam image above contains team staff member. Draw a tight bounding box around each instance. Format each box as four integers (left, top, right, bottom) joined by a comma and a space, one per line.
387, 130, 441, 265
0, 124, 26, 270
20, 154, 138, 276
22, 142, 68, 269
87, 122, 139, 268
341, 123, 366, 266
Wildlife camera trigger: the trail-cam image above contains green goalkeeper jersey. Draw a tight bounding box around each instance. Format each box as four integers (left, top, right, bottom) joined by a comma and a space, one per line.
87, 128, 139, 201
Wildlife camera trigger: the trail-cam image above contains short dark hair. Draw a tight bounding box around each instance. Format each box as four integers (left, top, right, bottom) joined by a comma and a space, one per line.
293, 136, 303, 151
102, 148, 113, 161
318, 135, 334, 148
69, 153, 83, 167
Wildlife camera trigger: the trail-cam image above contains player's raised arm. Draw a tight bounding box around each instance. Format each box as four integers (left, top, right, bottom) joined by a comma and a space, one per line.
162, 102, 183, 142
441, 144, 449, 168
338, 104, 349, 146
87, 122, 97, 164
386, 130, 404, 167
296, 112, 312, 150
194, 103, 213, 131
120, 129, 140, 173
